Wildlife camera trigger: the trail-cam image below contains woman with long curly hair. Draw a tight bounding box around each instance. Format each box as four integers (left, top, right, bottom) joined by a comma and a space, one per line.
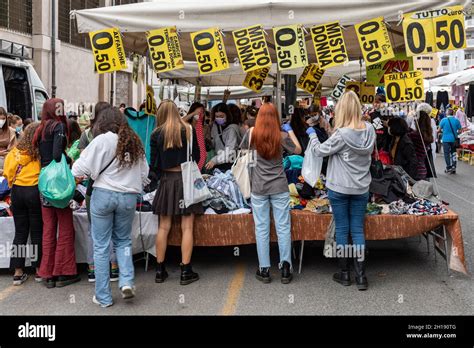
72, 107, 149, 307
3, 122, 42, 285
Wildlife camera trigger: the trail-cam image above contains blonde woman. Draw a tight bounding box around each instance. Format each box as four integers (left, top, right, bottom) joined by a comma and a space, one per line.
306, 91, 375, 290
149, 100, 202, 285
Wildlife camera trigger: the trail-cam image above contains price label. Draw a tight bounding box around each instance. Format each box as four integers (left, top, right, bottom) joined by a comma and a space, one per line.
191, 27, 229, 75
311, 21, 348, 69
331, 75, 353, 100
403, 6, 466, 57
355, 17, 394, 66
384, 70, 424, 102
145, 85, 157, 115
430, 107, 439, 118
243, 67, 270, 92
366, 52, 414, 85
297, 64, 325, 94
89, 28, 127, 74
233, 25, 272, 72
273, 25, 308, 70
146, 27, 184, 73
313, 83, 322, 107
345, 81, 375, 104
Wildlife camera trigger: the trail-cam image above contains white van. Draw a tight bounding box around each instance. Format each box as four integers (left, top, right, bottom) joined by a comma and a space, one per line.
0, 40, 49, 121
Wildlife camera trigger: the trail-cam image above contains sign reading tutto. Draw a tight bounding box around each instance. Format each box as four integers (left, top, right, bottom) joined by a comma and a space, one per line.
89, 28, 127, 74
311, 21, 348, 69
191, 27, 229, 75
233, 25, 272, 73
146, 27, 184, 73
273, 25, 308, 70
242, 67, 270, 92
403, 6, 466, 57
384, 70, 424, 103
355, 17, 394, 66
297, 64, 325, 94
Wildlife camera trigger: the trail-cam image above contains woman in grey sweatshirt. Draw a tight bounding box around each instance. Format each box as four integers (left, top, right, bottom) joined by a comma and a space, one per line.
306, 91, 375, 291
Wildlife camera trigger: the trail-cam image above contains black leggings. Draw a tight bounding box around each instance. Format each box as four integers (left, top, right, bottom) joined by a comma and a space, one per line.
10, 185, 43, 270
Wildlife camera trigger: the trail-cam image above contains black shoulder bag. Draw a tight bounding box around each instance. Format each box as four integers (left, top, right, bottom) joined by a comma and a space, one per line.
85, 157, 116, 197
447, 117, 460, 148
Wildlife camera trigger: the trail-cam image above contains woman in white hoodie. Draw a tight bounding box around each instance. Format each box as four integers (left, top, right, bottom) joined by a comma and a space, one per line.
72, 108, 149, 307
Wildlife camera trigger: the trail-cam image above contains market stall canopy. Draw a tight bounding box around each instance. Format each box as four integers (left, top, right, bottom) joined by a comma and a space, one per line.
428, 68, 474, 86
73, 0, 471, 61
159, 60, 366, 87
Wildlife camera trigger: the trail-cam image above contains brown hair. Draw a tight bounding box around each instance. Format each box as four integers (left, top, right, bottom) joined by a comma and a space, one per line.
417, 111, 434, 144
16, 122, 41, 160
0, 107, 8, 131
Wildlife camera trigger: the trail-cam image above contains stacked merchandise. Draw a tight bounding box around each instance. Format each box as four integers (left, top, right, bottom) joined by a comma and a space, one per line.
0, 176, 12, 217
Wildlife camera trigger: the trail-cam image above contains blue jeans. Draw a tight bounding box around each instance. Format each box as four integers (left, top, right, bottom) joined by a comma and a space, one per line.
328, 189, 369, 248
90, 188, 137, 305
251, 191, 292, 269
443, 142, 457, 171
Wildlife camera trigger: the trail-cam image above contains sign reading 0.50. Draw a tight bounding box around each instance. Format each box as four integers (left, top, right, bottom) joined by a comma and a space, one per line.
384, 70, 424, 102
403, 6, 466, 57
191, 27, 229, 75
146, 27, 184, 73
355, 17, 394, 66
89, 28, 127, 74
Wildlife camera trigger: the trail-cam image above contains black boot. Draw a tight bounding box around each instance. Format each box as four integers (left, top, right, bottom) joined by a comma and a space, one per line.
155, 262, 168, 283
180, 263, 199, 285
256, 267, 271, 283
56, 274, 81, 288
332, 257, 351, 286
353, 256, 368, 291
281, 261, 293, 284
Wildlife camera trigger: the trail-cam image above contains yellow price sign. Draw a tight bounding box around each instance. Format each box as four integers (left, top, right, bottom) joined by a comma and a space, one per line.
89, 28, 127, 74
384, 70, 424, 103
430, 107, 439, 118
242, 67, 270, 92
191, 27, 229, 75
233, 25, 272, 72
345, 81, 375, 104
355, 17, 394, 66
146, 27, 184, 74
310, 21, 348, 69
403, 6, 466, 57
273, 25, 308, 70
297, 64, 325, 94
312, 83, 322, 107
145, 85, 157, 115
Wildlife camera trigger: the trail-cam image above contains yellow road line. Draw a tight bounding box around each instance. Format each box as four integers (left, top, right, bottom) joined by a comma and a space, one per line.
0, 285, 20, 302
221, 262, 246, 315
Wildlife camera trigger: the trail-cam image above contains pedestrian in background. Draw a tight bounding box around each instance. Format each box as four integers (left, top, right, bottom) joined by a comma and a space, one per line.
439, 108, 462, 174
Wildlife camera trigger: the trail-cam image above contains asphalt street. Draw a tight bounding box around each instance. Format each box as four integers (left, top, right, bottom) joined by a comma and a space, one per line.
0, 154, 472, 315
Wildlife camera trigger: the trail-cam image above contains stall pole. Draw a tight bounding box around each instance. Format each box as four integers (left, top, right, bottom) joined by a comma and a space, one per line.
276, 68, 282, 118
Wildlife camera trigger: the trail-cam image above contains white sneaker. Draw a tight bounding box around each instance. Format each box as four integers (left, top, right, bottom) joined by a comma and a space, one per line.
120, 285, 136, 300
92, 296, 113, 308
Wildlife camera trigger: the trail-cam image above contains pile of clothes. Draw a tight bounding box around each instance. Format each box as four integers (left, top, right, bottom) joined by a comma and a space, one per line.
287, 173, 330, 213
0, 176, 12, 217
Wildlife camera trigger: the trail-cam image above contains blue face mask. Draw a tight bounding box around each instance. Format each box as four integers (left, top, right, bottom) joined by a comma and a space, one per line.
16, 126, 22, 133
215, 118, 225, 126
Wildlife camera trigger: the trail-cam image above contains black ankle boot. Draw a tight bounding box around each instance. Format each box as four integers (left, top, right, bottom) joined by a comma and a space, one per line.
180, 263, 199, 285
155, 262, 168, 283
333, 257, 351, 286
281, 261, 293, 284
353, 256, 368, 291
256, 267, 271, 283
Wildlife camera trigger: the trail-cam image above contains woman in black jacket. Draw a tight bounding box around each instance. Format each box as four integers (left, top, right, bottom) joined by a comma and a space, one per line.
388, 117, 418, 180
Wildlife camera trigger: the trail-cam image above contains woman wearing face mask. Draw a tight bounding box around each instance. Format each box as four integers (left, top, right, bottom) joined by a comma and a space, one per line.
182, 102, 206, 171
206, 103, 242, 172
9, 115, 23, 139
0, 107, 17, 175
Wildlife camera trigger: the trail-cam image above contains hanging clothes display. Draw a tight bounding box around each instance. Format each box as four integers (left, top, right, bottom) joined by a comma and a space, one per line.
425, 90, 433, 106
436, 90, 449, 109
451, 85, 465, 105
466, 84, 474, 119
124, 107, 156, 163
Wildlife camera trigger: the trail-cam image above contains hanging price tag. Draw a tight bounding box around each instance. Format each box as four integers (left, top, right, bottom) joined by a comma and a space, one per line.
403, 6, 466, 57
297, 64, 325, 94
146, 27, 184, 73
331, 75, 354, 100
345, 81, 375, 104
312, 83, 322, 108
89, 28, 127, 74
311, 21, 348, 69
233, 25, 272, 72
145, 85, 157, 115
242, 67, 270, 92
354, 17, 394, 66
273, 25, 308, 70
430, 107, 439, 118
384, 70, 424, 102
191, 27, 229, 75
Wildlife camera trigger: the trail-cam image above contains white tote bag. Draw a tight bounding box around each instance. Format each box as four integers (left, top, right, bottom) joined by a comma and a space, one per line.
301, 136, 324, 187
181, 125, 212, 208
231, 128, 253, 199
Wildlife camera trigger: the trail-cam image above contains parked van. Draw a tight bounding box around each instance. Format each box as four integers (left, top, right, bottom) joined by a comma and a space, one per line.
0, 40, 49, 121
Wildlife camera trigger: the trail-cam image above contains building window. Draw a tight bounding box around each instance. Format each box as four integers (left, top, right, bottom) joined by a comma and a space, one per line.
441, 59, 449, 66
466, 53, 473, 60
59, 0, 100, 49
0, 0, 33, 35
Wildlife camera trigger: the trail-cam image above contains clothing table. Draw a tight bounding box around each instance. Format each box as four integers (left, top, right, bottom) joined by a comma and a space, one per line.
0, 210, 467, 275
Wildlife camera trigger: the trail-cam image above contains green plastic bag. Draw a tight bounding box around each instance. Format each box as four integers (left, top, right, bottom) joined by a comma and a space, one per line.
38, 155, 76, 209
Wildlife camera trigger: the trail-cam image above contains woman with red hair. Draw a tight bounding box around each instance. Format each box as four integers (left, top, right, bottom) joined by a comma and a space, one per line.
33, 98, 80, 289
241, 103, 301, 284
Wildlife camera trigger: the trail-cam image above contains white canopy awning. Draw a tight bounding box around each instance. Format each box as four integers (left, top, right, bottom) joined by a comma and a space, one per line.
428, 68, 474, 86
73, 0, 471, 61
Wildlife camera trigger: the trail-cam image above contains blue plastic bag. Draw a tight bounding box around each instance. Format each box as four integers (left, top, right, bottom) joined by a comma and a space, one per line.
0, 176, 10, 200
38, 155, 75, 209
